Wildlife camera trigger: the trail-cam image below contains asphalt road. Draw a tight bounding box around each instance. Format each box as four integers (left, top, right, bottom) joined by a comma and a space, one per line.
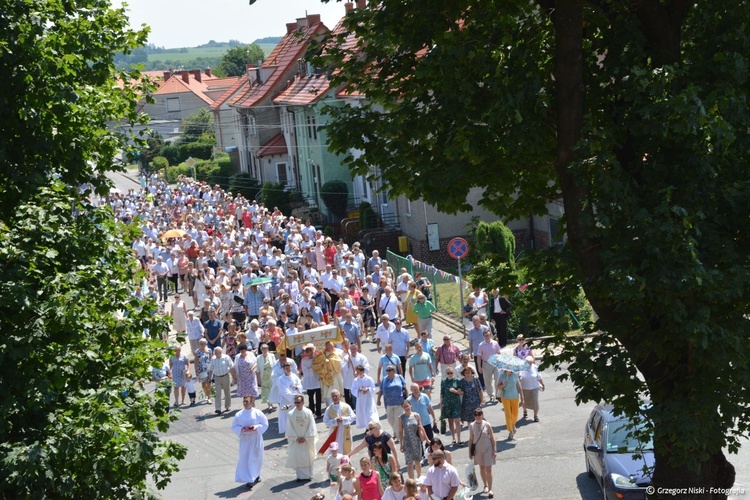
110, 170, 750, 499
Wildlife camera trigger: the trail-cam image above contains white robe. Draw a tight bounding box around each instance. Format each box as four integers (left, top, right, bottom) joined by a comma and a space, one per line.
351, 375, 379, 429
323, 402, 356, 453
275, 373, 302, 434
269, 359, 298, 404
231, 407, 269, 484
285, 406, 318, 478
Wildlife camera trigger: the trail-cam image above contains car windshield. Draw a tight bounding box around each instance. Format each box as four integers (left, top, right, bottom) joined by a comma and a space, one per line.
606, 421, 654, 453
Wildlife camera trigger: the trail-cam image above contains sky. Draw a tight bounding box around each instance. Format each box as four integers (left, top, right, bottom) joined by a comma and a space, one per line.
115, 0, 348, 48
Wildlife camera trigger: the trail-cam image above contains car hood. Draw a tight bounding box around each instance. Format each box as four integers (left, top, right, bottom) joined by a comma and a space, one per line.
605, 451, 654, 485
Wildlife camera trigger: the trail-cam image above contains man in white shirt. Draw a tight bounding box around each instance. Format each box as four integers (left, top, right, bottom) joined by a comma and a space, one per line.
209, 346, 236, 414
375, 314, 396, 354
424, 450, 460, 500
342, 344, 369, 408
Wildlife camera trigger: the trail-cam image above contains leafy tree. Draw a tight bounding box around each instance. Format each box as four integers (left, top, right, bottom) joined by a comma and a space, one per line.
229, 172, 261, 200
468, 219, 516, 268
313, 0, 750, 492
216, 44, 266, 77
159, 144, 180, 166
0, 0, 186, 495
180, 109, 215, 144
140, 130, 165, 168
320, 180, 349, 218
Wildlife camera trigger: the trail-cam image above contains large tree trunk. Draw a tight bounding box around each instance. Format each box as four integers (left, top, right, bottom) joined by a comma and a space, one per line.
652, 447, 735, 498
548, 0, 738, 497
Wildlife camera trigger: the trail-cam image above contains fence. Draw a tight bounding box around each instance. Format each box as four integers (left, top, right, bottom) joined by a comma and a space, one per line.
386, 250, 588, 339
386, 250, 469, 318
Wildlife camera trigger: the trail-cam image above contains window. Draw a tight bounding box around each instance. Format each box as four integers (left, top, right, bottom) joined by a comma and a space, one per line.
405, 198, 412, 217
276, 163, 288, 184
166, 97, 180, 112
549, 217, 564, 245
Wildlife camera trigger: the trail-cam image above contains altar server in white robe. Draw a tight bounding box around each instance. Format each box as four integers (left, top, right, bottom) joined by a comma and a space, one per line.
268, 353, 298, 405
285, 395, 318, 481
276, 362, 303, 434
350, 364, 379, 429
231, 395, 269, 489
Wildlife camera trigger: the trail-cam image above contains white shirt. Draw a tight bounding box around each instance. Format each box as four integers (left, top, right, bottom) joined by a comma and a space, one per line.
423, 463, 460, 497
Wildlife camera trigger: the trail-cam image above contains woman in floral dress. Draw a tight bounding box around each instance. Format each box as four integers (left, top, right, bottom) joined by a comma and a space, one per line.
257, 343, 276, 410
457, 366, 485, 443
398, 400, 427, 479
440, 367, 462, 444
234, 344, 260, 398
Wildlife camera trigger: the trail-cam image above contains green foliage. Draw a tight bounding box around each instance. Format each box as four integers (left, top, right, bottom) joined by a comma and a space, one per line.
359, 201, 379, 230
0, 0, 151, 219
208, 154, 235, 190
178, 141, 214, 162
159, 144, 180, 166
140, 130, 165, 168
0, 3, 188, 489
261, 181, 301, 216
320, 180, 349, 218
216, 44, 266, 77
469, 219, 516, 267
151, 156, 169, 171
0, 186, 186, 496
165, 163, 192, 183
323, 226, 335, 238
312, 0, 750, 486
179, 109, 214, 145
229, 172, 261, 200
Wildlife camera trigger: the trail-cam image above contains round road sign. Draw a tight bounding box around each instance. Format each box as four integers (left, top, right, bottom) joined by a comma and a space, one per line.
447, 237, 469, 260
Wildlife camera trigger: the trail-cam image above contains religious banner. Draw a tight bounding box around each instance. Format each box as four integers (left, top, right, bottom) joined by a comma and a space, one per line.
285, 324, 343, 349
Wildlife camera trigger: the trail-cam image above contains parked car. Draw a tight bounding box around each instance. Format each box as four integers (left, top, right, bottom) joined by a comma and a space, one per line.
584, 403, 654, 499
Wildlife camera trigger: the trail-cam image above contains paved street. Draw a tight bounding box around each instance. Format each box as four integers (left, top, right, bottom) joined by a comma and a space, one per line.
110, 171, 750, 499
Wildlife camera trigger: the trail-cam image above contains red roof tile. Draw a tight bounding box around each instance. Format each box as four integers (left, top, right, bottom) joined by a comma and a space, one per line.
232, 14, 328, 109
256, 132, 287, 158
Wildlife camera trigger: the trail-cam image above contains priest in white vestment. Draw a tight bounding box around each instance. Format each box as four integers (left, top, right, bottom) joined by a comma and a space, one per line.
268, 353, 298, 405
322, 390, 356, 455
231, 395, 269, 489
350, 366, 379, 429
285, 395, 318, 481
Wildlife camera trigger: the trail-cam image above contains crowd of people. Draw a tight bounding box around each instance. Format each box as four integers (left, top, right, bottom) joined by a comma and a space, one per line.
122, 175, 544, 499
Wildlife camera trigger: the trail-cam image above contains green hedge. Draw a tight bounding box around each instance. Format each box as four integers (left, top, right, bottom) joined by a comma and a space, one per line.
178, 141, 213, 162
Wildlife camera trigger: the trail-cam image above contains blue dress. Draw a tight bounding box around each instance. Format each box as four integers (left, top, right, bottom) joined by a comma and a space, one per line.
460, 377, 483, 423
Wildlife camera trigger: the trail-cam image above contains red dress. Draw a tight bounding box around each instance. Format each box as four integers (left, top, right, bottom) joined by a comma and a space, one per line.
324, 245, 337, 265
359, 471, 382, 500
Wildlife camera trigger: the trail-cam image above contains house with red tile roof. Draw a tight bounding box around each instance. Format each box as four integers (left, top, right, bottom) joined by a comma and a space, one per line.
139, 69, 238, 141
272, 4, 361, 215
214, 13, 328, 189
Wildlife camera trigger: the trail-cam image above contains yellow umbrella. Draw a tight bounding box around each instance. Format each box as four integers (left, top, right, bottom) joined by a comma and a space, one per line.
160, 229, 186, 240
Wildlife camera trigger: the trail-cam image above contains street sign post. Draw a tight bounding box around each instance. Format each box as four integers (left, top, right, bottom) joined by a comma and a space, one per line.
448, 238, 470, 335
185, 156, 197, 179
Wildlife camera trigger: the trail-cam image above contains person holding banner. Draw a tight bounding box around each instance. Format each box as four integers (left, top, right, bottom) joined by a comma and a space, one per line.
285, 395, 318, 482
322, 390, 356, 455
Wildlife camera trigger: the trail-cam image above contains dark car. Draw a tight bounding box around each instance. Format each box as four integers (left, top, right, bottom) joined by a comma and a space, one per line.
584, 404, 654, 499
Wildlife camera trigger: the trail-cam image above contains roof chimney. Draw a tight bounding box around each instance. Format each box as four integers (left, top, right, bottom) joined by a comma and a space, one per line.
190, 69, 201, 83
180, 70, 190, 83
286, 22, 297, 34
297, 17, 309, 29
205, 67, 211, 77
163, 71, 172, 81
307, 14, 321, 25
356, 0, 366, 9
344, 2, 354, 12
